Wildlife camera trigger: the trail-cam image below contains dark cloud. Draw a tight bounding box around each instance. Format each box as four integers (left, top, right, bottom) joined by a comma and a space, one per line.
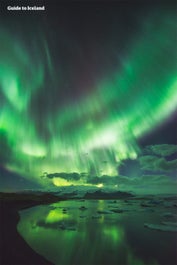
155, 158, 177, 171
139, 155, 177, 172
145, 144, 177, 157
86, 176, 100, 185
46, 172, 80, 181
87, 175, 120, 185
138, 155, 157, 170
0, 166, 42, 191
116, 176, 138, 185
141, 174, 171, 184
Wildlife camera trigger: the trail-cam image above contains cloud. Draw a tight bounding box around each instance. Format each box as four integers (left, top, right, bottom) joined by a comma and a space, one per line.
87, 175, 120, 185
116, 173, 177, 194
139, 174, 177, 194
87, 175, 143, 187
138, 155, 158, 170
140, 174, 173, 184
144, 144, 177, 157
46, 172, 80, 181
139, 155, 177, 172
155, 158, 177, 171
0, 166, 42, 192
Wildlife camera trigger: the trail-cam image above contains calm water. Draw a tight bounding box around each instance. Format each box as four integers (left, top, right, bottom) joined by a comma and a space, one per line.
17, 199, 177, 265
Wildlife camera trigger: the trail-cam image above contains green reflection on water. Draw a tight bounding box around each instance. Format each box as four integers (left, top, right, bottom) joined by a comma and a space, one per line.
18, 200, 160, 265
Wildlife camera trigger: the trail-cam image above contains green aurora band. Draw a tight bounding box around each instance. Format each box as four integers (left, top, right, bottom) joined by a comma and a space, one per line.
0, 11, 176, 187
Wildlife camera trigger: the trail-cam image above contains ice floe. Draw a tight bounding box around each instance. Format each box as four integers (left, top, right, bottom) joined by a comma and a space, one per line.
144, 223, 177, 232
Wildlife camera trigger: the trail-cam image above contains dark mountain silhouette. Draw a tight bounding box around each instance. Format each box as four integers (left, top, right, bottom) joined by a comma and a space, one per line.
83, 190, 134, 199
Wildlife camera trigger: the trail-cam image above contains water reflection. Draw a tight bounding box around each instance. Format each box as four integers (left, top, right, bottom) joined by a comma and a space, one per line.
17, 200, 176, 265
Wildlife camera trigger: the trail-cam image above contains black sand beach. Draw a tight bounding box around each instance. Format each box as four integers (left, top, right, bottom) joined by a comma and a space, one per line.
0, 194, 57, 265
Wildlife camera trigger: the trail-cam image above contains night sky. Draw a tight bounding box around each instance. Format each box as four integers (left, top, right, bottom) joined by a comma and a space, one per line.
0, 0, 176, 194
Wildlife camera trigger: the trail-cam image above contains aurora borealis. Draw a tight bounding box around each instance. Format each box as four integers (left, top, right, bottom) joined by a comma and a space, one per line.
0, 1, 177, 192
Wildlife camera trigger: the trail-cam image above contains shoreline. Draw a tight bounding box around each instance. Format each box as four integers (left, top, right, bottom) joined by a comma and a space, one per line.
0, 199, 54, 265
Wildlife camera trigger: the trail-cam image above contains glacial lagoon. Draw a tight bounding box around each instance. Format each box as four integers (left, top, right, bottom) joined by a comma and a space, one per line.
18, 199, 177, 265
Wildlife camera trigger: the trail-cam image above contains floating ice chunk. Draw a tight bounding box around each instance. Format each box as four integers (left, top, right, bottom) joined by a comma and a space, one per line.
67, 227, 77, 231
110, 209, 124, 213
163, 202, 174, 208
144, 223, 177, 232
162, 212, 176, 218
58, 222, 66, 230
62, 208, 68, 214
79, 215, 87, 218
97, 210, 113, 214
58, 222, 77, 231
140, 203, 153, 207
79, 206, 88, 211
107, 200, 117, 204
162, 221, 177, 226
92, 215, 102, 219
148, 200, 163, 205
